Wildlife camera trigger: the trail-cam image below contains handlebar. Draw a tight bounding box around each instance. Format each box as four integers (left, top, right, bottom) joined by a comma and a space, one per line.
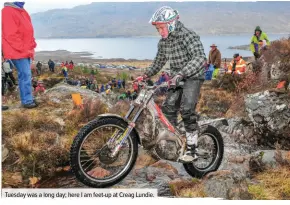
138, 80, 184, 93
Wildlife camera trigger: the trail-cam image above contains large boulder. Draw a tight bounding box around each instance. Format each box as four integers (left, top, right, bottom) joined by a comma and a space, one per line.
203, 170, 252, 200
245, 90, 290, 149
44, 83, 113, 107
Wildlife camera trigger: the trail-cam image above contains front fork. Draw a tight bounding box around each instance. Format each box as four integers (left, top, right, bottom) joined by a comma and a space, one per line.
109, 103, 144, 157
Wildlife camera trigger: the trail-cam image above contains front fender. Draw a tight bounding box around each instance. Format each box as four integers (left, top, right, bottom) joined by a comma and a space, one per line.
97, 114, 141, 145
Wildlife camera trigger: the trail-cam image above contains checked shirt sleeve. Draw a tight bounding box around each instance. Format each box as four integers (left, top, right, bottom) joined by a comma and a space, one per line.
145, 41, 167, 77
178, 33, 206, 78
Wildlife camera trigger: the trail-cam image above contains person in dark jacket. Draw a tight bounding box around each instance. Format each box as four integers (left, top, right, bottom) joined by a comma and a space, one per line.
48, 59, 55, 72
208, 44, 221, 79
2, 2, 37, 108
143, 6, 206, 162
36, 61, 42, 75
100, 84, 105, 93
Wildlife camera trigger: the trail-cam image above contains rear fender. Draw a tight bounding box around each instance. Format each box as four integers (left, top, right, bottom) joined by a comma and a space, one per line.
97, 114, 141, 145
198, 118, 229, 127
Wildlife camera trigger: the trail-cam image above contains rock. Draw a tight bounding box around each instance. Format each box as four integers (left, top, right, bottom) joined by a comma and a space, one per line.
245, 90, 290, 148
203, 170, 252, 199
11, 172, 23, 185
134, 152, 157, 170
87, 167, 111, 178
45, 83, 112, 108
249, 152, 266, 174
146, 171, 156, 182
150, 160, 178, 175
53, 118, 65, 127
251, 150, 290, 169
2, 144, 9, 162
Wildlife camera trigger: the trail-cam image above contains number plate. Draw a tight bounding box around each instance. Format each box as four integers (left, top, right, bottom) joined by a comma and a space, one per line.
134, 90, 146, 105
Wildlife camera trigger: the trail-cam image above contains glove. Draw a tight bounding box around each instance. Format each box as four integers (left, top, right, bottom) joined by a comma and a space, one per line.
168, 74, 183, 89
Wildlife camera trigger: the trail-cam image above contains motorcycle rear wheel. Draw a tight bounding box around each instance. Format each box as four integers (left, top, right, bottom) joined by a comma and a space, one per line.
183, 125, 224, 178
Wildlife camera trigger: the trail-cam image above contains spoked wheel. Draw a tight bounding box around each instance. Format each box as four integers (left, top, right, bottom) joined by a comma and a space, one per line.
70, 117, 138, 188
183, 125, 224, 178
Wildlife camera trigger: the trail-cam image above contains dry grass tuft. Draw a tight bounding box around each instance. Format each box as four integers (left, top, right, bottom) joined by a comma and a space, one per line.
248, 166, 290, 200
169, 178, 207, 198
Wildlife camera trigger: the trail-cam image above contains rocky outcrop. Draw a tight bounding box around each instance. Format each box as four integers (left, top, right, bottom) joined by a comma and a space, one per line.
203, 170, 252, 199
211, 89, 290, 150
44, 83, 113, 107
245, 90, 290, 149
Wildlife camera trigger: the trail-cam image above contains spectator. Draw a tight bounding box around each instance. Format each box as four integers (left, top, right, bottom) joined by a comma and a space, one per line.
133, 81, 139, 93
62, 65, 68, 81
126, 90, 132, 100
117, 79, 122, 89
2, 1, 37, 108
2, 59, 9, 110
48, 59, 55, 72
122, 79, 126, 88
2, 57, 17, 87
34, 80, 45, 95
36, 61, 42, 75
227, 53, 246, 75
95, 85, 99, 93
157, 71, 167, 85
69, 60, 74, 70
208, 44, 221, 79
250, 26, 270, 60
112, 78, 117, 88
89, 80, 96, 91
100, 84, 105, 93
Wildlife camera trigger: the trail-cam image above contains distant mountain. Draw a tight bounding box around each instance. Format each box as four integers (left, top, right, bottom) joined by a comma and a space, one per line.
31, 2, 290, 38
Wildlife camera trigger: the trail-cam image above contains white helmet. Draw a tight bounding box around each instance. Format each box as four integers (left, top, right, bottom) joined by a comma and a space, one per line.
149, 6, 179, 33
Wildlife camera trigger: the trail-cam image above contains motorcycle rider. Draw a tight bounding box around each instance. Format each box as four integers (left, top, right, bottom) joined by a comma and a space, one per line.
142, 6, 207, 163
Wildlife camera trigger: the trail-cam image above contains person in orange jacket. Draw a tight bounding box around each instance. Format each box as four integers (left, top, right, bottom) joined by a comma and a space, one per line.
227, 53, 246, 75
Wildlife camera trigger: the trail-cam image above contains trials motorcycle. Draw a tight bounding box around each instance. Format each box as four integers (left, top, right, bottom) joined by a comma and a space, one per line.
70, 78, 228, 188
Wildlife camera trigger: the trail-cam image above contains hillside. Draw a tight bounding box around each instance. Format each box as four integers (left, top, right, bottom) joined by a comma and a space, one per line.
31, 2, 290, 38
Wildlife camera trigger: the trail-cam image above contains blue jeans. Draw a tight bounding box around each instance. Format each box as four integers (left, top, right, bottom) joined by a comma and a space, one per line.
11, 58, 34, 105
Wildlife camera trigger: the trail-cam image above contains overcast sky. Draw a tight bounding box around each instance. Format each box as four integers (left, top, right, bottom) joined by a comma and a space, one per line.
3, 0, 252, 14
21, 0, 93, 14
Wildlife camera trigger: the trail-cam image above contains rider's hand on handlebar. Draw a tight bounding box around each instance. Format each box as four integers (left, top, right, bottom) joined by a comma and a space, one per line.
168, 74, 183, 89
135, 74, 148, 82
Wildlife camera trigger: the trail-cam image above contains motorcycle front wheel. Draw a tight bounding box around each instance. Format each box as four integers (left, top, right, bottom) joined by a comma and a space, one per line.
70, 117, 138, 188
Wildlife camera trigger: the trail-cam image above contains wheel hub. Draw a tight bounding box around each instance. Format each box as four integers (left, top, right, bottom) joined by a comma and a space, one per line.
98, 146, 119, 165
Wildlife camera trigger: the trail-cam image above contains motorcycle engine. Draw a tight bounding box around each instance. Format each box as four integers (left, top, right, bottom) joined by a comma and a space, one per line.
135, 109, 181, 161
154, 139, 180, 161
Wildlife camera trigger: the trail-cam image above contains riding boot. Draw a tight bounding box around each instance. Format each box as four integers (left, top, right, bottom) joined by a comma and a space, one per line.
179, 131, 198, 163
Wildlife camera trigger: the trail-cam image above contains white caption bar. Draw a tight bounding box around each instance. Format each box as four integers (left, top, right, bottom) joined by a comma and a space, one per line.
2, 189, 158, 199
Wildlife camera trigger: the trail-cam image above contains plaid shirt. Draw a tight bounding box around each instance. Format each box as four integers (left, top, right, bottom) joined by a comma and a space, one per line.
145, 21, 206, 79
